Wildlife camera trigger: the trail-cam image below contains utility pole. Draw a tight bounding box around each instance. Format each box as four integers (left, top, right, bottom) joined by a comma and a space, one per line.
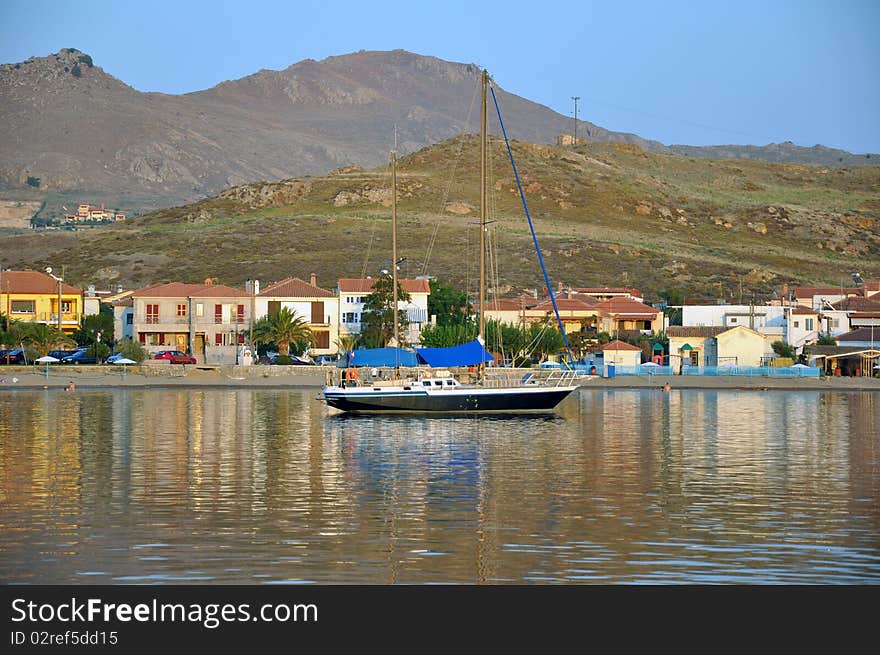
571, 96, 580, 145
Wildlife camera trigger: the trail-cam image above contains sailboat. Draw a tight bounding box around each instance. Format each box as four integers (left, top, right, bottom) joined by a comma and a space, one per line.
320, 71, 579, 413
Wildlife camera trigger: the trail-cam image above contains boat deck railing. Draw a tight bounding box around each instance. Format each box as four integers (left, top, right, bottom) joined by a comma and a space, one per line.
481, 368, 579, 388
326, 366, 580, 388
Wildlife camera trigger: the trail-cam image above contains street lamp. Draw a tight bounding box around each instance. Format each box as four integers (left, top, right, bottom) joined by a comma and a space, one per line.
45, 267, 63, 332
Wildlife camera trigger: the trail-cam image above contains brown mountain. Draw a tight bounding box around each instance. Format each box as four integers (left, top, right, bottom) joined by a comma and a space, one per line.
0, 48, 875, 217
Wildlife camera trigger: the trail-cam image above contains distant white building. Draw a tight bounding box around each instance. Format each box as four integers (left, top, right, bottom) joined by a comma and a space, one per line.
338, 277, 431, 346
680, 303, 820, 353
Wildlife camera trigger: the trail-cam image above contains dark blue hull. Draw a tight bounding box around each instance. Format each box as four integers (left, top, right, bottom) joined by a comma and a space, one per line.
322, 387, 576, 413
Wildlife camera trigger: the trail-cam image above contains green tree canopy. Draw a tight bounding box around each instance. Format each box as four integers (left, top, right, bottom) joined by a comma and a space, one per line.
74, 305, 114, 347
113, 337, 150, 363
17, 323, 75, 358
427, 278, 472, 328
361, 275, 412, 348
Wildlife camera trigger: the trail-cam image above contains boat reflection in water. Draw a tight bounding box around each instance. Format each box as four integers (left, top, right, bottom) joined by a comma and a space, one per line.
0, 388, 877, 584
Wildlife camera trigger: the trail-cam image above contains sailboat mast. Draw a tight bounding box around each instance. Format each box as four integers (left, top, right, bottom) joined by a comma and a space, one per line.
479, 69, 487, 344
392, 150, 399, 349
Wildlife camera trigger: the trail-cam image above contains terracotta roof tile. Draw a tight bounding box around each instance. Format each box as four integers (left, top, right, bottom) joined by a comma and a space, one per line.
338, 278, 430, 294
794, 286, 862, 298
485, 299, 522, 311
594, 297, 660, 316
131, 282, 249, 298
530, 297, 597, 311
0, 270, 81, 295
259, 277, 334, 298
830, 297, 880, 312
667, 326, 728, 338
837, 328, 880, 342
600, 339, 642, 351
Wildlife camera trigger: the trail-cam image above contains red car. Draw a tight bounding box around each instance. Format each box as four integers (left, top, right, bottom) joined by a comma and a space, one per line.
154, 350, 197, 365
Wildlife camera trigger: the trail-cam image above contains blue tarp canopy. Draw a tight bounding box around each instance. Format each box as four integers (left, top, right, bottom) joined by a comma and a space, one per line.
416, 340, 495, 368
342, 347, 421, 368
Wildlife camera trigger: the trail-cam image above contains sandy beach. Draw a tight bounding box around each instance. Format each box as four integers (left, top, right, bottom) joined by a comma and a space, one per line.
2, 363, 880, 391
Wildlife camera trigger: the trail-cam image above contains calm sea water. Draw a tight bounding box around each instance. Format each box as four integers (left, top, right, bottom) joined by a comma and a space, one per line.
0, 388, 877, 584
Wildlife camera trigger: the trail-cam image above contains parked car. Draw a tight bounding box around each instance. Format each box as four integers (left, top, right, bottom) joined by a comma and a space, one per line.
269, 354, 313, 365
62, 349, 98, 365
48, 349, 78, 360
0, 348, 28, 364
154, 350, 197, 365
314, 354, 340, 366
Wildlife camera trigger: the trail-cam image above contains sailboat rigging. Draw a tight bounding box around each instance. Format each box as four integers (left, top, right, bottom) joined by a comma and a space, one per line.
319, 71, 579, 413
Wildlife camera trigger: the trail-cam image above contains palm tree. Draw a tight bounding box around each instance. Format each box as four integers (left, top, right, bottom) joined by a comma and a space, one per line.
253, 307, 313, 356
19, 323, 75, 357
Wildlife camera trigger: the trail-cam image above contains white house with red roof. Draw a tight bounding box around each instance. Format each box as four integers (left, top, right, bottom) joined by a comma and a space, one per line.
257, 274, 339, 355
599, 339, 642, 367
337, 277, 431, 345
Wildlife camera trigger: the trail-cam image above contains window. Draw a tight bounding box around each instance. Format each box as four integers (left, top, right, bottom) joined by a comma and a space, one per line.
177, 303, 187, 317
146, 304, 159, 324
311, 301, 324, 324
422, 381, 431, 387
60, 300, 73, 313
729, 317, 738, 324
237, 304, 245, 324
805, 318, 814, 331
314, 331, 330, 349
126, 314, 133, 325
214, 304, 223, 324
11, 300, 35, 313
215, 333, 223, 345
793, 321, 799, 328
195, 303, 204, 318
343, 312, 359, 323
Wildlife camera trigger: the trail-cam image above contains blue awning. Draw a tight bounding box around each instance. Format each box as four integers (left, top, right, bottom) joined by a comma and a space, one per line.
343, 347, 421, 368
415, 340, 495, 367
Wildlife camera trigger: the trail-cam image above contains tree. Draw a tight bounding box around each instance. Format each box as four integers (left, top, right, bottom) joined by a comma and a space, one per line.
74, 306, 114, 347
771, 340, 796, 359
360, 274, 411, 348
253, 307, 313, 356
113, 337, 149, 363
427, 278, 472, 328
419, 322, 477, 348
817, 334, 837, 345
18, 323, 74, 358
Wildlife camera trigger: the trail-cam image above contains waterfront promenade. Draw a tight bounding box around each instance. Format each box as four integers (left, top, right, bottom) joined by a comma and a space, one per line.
2, 364, 880, 391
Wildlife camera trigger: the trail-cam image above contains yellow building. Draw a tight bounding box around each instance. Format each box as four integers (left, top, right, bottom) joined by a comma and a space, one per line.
0, 270, 83, 334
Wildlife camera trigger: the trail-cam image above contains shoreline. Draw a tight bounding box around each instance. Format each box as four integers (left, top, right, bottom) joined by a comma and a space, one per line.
2, 364, 880, 391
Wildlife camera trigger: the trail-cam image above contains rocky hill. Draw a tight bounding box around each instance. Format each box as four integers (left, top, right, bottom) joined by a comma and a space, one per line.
2, 136, 877, 303
1, 49, 876, 218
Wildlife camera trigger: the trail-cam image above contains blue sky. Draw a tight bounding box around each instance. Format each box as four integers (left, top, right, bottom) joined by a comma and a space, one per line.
2, 0, 878, 152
